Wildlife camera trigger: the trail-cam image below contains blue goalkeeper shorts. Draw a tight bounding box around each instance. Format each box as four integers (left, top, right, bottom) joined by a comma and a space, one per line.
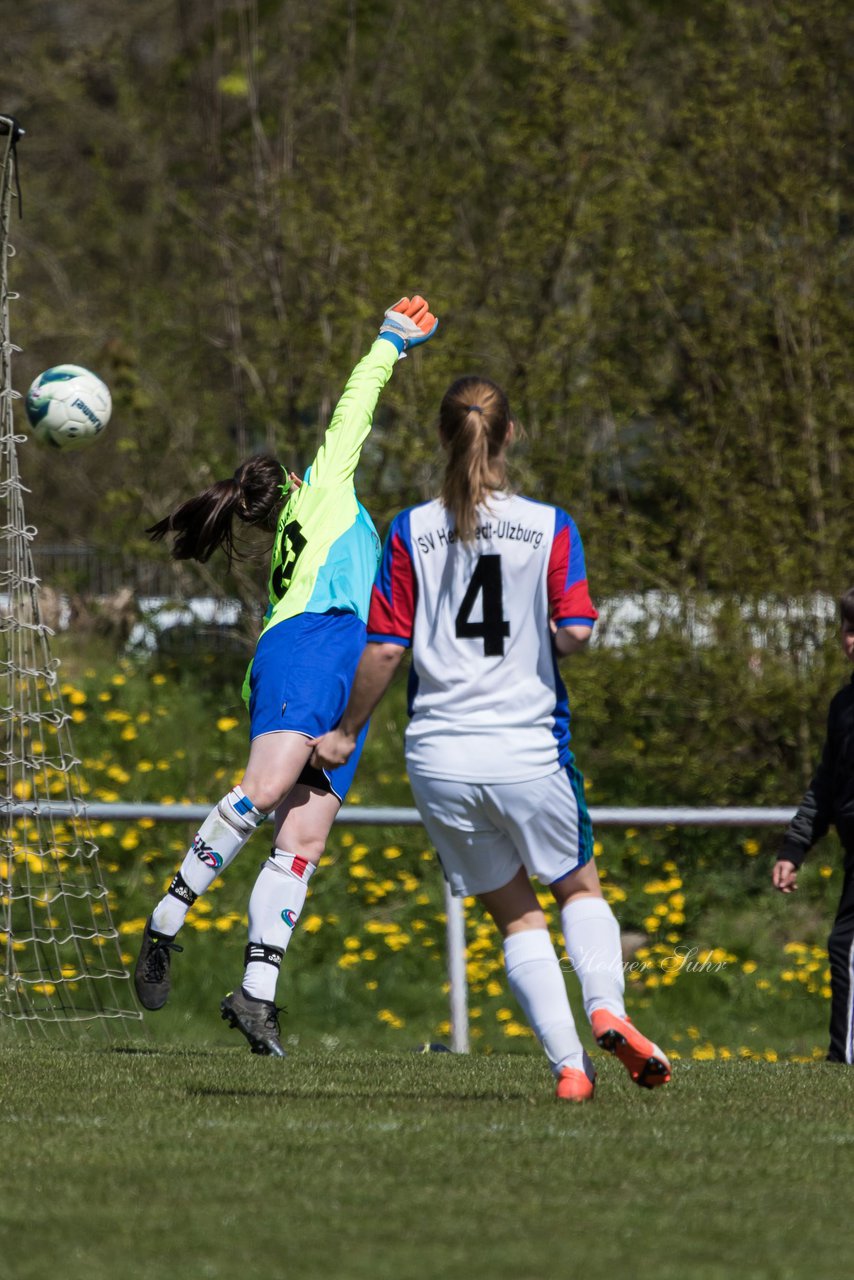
248, 610, 369, 803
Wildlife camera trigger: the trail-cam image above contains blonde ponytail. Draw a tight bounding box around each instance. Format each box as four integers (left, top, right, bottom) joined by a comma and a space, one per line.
438, 377, 512, 541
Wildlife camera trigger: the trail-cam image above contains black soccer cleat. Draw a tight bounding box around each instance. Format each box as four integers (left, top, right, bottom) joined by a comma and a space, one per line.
133, 918, 183, 1010
220, 988, 286, 1058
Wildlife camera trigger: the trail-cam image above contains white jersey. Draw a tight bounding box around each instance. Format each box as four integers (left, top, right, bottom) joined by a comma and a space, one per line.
367, 492, 598, 782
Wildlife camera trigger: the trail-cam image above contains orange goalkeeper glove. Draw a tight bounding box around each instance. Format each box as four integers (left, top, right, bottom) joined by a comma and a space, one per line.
378, 295, 438, 357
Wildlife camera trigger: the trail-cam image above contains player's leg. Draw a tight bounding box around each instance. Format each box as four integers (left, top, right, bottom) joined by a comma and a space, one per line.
221, 783, 340, 1056
551, 861, 668, 1089
134, 731, 312, 1011
222, 726, 368, 1055
825, 863, 854, 1063
408, 771, 594, 1100
477, 868, 595, 1101
488, 765, 670, 1090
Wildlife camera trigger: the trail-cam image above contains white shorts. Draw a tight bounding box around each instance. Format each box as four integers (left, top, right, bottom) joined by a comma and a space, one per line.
407, 761, 594, 898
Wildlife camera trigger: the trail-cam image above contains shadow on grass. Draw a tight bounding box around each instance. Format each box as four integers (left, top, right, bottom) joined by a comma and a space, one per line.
109, 1044, 230, 1059
186, 1083, 548, 1103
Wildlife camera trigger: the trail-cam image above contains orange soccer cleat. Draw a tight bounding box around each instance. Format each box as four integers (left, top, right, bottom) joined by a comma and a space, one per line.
555, 1051, 597, 1103
590, 1008, 671, 1089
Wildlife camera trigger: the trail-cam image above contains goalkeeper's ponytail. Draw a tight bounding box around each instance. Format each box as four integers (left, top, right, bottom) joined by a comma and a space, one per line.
438, 377, 513, 542
147, 454, 286, 564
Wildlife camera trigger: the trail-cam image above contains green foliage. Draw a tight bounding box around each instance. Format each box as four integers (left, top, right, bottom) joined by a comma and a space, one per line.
3, 0, 853, 600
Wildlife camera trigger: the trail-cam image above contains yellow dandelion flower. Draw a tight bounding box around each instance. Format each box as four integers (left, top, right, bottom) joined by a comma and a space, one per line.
216, 717, 240, 733
118, 918, 147, 935
377, 1008, 404, 1028
302, 915, 323, 934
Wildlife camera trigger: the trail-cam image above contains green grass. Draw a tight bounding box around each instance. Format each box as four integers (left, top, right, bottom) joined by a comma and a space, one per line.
1, 1046, 852, 1280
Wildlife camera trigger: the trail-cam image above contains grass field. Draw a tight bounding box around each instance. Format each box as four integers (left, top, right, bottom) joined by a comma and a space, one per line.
2, 1044, 852, 1280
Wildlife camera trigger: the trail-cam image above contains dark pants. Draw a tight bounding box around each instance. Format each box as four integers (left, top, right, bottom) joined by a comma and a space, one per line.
827, 860, 854, 1063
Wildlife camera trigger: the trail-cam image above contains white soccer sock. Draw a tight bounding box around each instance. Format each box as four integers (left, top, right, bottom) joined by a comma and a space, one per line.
150, 786, 268, 937
561, 895, 626, 1021
242, 850, 316, 1002
503, 928, 586, 1075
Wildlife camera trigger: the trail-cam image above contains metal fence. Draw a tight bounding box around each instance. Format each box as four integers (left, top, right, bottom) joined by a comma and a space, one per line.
5, 803, 797, 1052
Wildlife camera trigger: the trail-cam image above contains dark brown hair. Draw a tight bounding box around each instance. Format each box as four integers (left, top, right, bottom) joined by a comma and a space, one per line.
438, 376, 513, 542
147, 454, 286, 564
840, 587, 854, 626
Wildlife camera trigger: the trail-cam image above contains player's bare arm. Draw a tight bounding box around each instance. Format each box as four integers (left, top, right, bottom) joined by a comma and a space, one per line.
311, 642, 406, 769
551, 621, 593, 656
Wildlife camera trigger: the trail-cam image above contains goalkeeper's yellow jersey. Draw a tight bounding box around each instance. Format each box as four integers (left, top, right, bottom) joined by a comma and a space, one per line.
241, 338, 396, 701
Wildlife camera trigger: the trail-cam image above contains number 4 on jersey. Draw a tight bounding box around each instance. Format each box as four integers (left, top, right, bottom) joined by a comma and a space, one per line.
454, 554, 510, 656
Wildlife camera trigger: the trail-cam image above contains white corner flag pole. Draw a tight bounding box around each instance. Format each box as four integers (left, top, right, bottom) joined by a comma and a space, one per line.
443, 880, 470, 1053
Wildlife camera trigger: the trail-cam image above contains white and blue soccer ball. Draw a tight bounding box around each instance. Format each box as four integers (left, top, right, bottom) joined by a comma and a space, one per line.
24, 364, 112, 449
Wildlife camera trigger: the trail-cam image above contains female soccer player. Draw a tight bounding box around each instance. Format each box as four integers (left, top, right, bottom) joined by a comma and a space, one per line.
133, 295, 438, 1055
312, 374, 670, 1100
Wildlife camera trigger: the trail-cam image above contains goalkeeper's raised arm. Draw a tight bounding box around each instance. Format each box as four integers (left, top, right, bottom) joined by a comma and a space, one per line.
309, 295, 438, 490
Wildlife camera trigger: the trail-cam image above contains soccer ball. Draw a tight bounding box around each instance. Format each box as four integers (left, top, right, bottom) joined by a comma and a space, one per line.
24, 364, 112, 449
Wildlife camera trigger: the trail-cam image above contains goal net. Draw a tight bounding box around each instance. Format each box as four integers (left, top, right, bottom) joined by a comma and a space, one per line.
0, 115, 141, 1038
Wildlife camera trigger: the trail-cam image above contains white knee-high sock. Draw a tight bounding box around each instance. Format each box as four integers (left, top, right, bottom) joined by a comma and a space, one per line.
561, 896, 626, 1021
242, 850, 316, 1002
503, 929, 585, 1075
150, 786, 268, 937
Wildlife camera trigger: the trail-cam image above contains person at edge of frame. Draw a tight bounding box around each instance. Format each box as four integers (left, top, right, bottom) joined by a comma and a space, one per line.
311, 371, 671, 1102
774, 586, 854, 1065
132, 294, 438, 1056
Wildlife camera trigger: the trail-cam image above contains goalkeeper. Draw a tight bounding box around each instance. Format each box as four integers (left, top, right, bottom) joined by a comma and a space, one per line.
133, 295, 438, 1055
